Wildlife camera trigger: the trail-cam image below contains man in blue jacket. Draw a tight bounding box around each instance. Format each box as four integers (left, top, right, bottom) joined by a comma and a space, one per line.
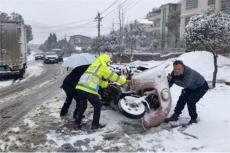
166, 60, 209, 124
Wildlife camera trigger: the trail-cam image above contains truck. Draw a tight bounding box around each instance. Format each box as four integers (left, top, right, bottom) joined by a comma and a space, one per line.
0, 21, 27, 79
51, 48, 64, 62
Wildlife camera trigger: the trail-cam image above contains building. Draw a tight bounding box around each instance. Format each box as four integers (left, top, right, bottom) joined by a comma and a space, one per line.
180, 0, 230, 39
160, 3, 181, 49
146, 8, 161, 40
215, 0, 230, 13
135, 19, 153, 33
69, 35, 93, 48
146, 8, 162, 49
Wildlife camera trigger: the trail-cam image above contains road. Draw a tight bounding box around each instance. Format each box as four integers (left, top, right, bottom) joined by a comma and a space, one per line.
0, 60, 66, 133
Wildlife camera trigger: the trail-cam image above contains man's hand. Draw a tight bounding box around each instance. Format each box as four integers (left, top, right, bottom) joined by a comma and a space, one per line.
126, 80, 131, 86
167, 73, 172, 81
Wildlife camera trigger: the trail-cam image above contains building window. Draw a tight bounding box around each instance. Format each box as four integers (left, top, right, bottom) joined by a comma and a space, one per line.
208, 0, 215, 5
221, 0, 230, 13
186, 0, 198, 10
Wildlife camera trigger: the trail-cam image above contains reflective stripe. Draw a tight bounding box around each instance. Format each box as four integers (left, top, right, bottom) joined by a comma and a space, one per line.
85, 64, 102, 79
78, 83, 98, 92
93, 64, 102, 75
85, 71, 100, 79
106, 72, 114, 80
114, 75, 120, 82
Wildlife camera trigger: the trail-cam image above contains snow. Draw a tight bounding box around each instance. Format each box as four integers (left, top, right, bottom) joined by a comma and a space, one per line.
0, 51, 230, 151
0, 80, 14, 88
75, 46, 82, 51
136, 19, 153, 25
168, 84, 230, 151
27, 52, 37, 62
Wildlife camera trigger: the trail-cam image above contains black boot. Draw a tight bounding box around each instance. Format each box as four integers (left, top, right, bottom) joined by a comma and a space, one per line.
73, 109, 86, 119
91, 123, 106, 129
188, 118, 198, 125
165, 113, 179, 122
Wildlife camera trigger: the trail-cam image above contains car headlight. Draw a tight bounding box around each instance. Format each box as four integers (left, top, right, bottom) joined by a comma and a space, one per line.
161, 88, 170, 101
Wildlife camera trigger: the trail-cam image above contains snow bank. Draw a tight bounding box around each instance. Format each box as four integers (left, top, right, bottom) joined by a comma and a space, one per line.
27, 51, 37, 62
75, 46, 82, 51
167, 84, 230, 152
0, 80, 13, 88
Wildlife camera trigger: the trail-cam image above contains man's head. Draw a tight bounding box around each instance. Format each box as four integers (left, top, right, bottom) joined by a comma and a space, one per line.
173, 60, 184, 76
97, 53, 112, 66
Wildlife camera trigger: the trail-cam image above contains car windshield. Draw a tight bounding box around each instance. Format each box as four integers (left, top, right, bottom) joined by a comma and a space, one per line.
35, 53, 44, 55
46, 52, 56, 55
55, 51, 64, 56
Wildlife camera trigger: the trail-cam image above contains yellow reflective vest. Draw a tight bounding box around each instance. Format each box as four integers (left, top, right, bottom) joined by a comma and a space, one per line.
76, 54, 126, 95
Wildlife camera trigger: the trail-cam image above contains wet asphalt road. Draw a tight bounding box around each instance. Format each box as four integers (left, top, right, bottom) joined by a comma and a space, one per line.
0, 60, 66, 133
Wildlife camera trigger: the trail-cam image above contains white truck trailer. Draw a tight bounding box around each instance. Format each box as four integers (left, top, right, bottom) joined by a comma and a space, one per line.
0, 21, 27, 79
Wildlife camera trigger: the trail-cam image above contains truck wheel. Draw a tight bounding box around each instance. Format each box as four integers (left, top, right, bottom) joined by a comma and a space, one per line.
18, 69, 25, 78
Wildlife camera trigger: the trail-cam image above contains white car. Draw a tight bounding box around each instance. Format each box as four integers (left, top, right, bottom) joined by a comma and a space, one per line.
130, 66, 172, 128
44, 52, 59, 64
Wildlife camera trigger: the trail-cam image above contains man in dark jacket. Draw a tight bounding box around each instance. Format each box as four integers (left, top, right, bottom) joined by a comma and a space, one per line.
166, 60, 209, 124
60, 64, 90, 117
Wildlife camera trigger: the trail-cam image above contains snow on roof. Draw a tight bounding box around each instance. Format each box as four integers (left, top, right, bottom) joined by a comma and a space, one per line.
136, 19, 153, 25
75, 46, 82, 51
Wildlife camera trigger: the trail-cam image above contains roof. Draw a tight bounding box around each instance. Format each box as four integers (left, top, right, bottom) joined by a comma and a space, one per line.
70, 35, 92, 39
136, 19, 153, 25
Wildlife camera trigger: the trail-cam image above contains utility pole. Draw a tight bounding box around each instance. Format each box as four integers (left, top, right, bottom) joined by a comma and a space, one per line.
95, 12, 103, 55
112, 19, 115, 32
118, 4, 125, 63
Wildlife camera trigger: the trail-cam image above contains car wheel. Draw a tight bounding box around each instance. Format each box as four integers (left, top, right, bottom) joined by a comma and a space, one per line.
118, 98, 146, 119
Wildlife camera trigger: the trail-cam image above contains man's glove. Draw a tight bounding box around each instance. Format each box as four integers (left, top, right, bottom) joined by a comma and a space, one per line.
126, 80, 131, 85
167, 73, 173, 81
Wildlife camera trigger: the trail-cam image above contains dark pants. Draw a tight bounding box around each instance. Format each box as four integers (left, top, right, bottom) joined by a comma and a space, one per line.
174, 82, 209, 119
61, 87, 80, 117
75, 90, 101, 125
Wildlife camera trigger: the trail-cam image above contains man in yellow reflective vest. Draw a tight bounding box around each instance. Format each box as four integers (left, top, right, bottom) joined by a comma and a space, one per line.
74, 54, 129, 129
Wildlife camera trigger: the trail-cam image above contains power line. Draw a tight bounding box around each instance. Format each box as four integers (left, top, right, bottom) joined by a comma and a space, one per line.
123, 0, 143, 14
31, 1, 123, 29
31, 1, 132, 33
102, 0, 130, 18
33, 21, 96, 34
43, 17, 95, 28
101, 0, 119, 14
33, 0, 141, 37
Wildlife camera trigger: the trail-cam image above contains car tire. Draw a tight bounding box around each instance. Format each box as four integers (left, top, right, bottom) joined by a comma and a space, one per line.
118, 99, 146, 119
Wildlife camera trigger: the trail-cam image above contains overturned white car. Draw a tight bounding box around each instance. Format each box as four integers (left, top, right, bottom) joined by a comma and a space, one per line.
100, 66, 172, 129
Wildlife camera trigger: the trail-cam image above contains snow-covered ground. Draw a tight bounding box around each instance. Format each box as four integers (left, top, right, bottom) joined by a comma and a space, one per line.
0, 52, 44, 89
0, 51, 230, 151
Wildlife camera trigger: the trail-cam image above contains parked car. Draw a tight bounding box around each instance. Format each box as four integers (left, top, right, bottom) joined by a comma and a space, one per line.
44, 52, 59, 64
34, 53, 45, 60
